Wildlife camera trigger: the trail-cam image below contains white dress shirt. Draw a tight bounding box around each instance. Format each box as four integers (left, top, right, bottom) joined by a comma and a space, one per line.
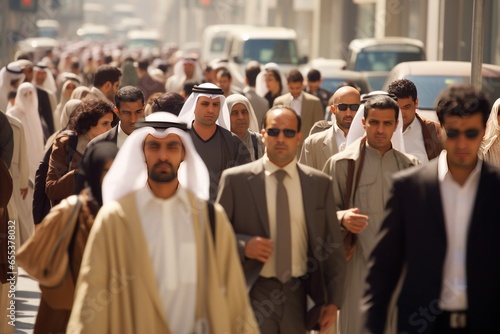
333, 120, 347, 152
136, 185, 197, 334
260, 156, 308, 278
403, 116, 429, 163
289, 92, 304, 116
438, 151, 482, 310
117, 123, 128, 149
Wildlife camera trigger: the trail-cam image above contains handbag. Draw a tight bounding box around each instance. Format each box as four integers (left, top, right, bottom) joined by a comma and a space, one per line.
17, 195, 82, 309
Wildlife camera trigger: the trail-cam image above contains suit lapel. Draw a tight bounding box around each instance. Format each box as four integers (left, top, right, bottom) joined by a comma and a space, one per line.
424, 160, 447, 241
322, 127, 336, 161
297, 166, 317, 244
248, 162, 271, 236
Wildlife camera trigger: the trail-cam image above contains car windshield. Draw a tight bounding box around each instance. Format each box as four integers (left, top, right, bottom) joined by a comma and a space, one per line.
355, 45, 425, 71
242, 39, 299, 65
407, 75, 466, 110
210, 36, 226, 53
408, 75, 500, 110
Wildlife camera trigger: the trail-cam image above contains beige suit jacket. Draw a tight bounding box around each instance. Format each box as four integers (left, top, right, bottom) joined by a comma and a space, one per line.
273, 92, 324, 149
299, 125, 339, 171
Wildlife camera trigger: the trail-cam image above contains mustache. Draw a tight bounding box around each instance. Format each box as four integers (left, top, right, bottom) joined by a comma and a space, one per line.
154, 161, 174, 169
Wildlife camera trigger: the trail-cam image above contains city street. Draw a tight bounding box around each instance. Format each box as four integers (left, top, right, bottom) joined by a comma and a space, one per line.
14, 268, 39, 333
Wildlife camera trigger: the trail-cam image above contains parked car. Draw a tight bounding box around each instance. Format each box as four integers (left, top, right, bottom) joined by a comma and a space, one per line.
383, 61, 500, 121
320, 69, 371, 94
347, 37, 426, 72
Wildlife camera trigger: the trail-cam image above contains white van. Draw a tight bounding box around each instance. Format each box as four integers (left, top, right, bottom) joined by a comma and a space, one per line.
201, 24, 254, 65
224, 27, 307, 88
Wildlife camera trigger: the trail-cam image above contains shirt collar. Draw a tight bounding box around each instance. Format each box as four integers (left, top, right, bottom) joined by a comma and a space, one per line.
137, 182, 188, 210
263, 154, 298, 178
290, 92, 303, 102
332, 119, 346, 138
403, 115, 419, 134
438, 150, 483, 184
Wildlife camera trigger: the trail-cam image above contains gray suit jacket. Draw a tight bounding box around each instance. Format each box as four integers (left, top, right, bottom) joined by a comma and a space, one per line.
273, 92, 324, 142
299, 126, 339, 171
243, 86, 269, 127
216, 159, 346, 309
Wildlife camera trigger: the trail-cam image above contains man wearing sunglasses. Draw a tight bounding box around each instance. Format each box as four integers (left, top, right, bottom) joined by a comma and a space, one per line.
217, 106, 346, 334
299, 86, 361, 170
323, 94, 419, 334
388, 79, 442, 163
362, 85, 500, 334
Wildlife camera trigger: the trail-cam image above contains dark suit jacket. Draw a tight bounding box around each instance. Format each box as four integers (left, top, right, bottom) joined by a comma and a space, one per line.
217, 159, 346, 310
37, 87, 55, 139
362, 159, 500, 334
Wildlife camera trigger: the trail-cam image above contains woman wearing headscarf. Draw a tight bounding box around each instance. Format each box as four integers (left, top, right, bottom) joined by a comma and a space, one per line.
481, 98, 500, 168
33, 141, 118, 334
255, 62, 288, 100
120, 57, 138, 88
69, 86, 90, 100
6, 82, 45, 182
53, 78, 80, 132
225, 94, 264, 161
46, 98, 115, 206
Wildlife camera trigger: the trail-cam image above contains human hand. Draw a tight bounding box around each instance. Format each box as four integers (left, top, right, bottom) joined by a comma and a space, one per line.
341, 208, 368, 234
319, 304, 338, 333
20, 188, 28, 200
244, 237, 273, 263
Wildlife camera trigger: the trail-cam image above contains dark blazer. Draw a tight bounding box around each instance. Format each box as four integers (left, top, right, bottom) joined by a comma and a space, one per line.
362, 159, 500, 334
217, 159, 346, 309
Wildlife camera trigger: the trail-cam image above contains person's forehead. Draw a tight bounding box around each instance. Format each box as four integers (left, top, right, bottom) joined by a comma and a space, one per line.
144, 133, 183, 143
231, 102, 247, 110
197, 95, 221, 103
365, 108, 397, 119
268, 109, 297, 124
443, 113, 484, 128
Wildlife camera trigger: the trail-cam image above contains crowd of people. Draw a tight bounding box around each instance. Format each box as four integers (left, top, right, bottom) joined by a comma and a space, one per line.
0, 45, 500, 334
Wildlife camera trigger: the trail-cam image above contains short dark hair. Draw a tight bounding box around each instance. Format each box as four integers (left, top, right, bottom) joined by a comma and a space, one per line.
115, 86, 145, 109
93, 65, 122, 88
67, 98, 115, 135
287, 69, 303, 84
137, 59, 149, 71
152, 92, 185, 116
307, 69, 321, 82
436, 84, 490, 127
364, 95, 399, 120
182, 80, 198, 97
217, 69, 232, 80
245, 61, 261, 87
263, 105, 302, 133
388, 79, 418, 102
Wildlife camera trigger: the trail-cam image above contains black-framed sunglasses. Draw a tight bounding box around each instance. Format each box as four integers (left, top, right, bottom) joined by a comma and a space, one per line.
266, 128, 297, 138
445, 128, 481, 140
334, 103, 360, 111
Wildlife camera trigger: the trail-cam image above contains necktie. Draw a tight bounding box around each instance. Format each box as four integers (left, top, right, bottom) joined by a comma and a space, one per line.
275, 170, 291, 283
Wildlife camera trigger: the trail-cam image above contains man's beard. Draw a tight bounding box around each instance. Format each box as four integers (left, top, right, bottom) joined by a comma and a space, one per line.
148, 161, 177, 183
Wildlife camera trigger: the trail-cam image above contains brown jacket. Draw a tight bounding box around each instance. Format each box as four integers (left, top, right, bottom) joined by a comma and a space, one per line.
416, 113, 442, 160
46, 132, 84, 205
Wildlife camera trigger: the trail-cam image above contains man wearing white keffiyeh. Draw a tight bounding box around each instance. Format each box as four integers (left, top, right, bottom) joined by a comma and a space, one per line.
68, 112, 258, 334
178, 83, 251, 199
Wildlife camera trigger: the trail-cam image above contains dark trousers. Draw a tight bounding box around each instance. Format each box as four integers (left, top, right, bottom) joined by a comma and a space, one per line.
249, 276, 306, 334
433, 311, 470, 334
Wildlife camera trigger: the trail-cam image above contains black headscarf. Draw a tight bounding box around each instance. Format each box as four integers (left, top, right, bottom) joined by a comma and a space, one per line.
76, 142, 118, 207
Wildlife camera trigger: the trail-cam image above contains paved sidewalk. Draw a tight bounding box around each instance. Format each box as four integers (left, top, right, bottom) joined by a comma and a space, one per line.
14, 268, 39, 333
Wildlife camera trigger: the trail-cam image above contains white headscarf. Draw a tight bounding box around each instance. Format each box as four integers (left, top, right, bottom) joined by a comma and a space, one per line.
345, 93, 406, 153
225, 94, 260, 133
166, 58, 203, 93
34, 64, 57, 95
482, 98, 500, 154
255, 62, 288, 98
70, 86, 91, 100
6, 82, 44, 180
102, 112, 210, 204
54, 79, 81, 131
0, 64, 25, 112
177, 82, 230, 130
60, 99, 82, 129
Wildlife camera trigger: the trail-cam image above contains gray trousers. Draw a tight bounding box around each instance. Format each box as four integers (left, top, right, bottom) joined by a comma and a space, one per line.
249, 276, 306, 334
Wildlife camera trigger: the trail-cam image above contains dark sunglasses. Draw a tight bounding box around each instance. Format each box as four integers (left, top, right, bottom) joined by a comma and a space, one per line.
266, 128, 297, 138
445, 128, 481, 140
334, 103, 360, 111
